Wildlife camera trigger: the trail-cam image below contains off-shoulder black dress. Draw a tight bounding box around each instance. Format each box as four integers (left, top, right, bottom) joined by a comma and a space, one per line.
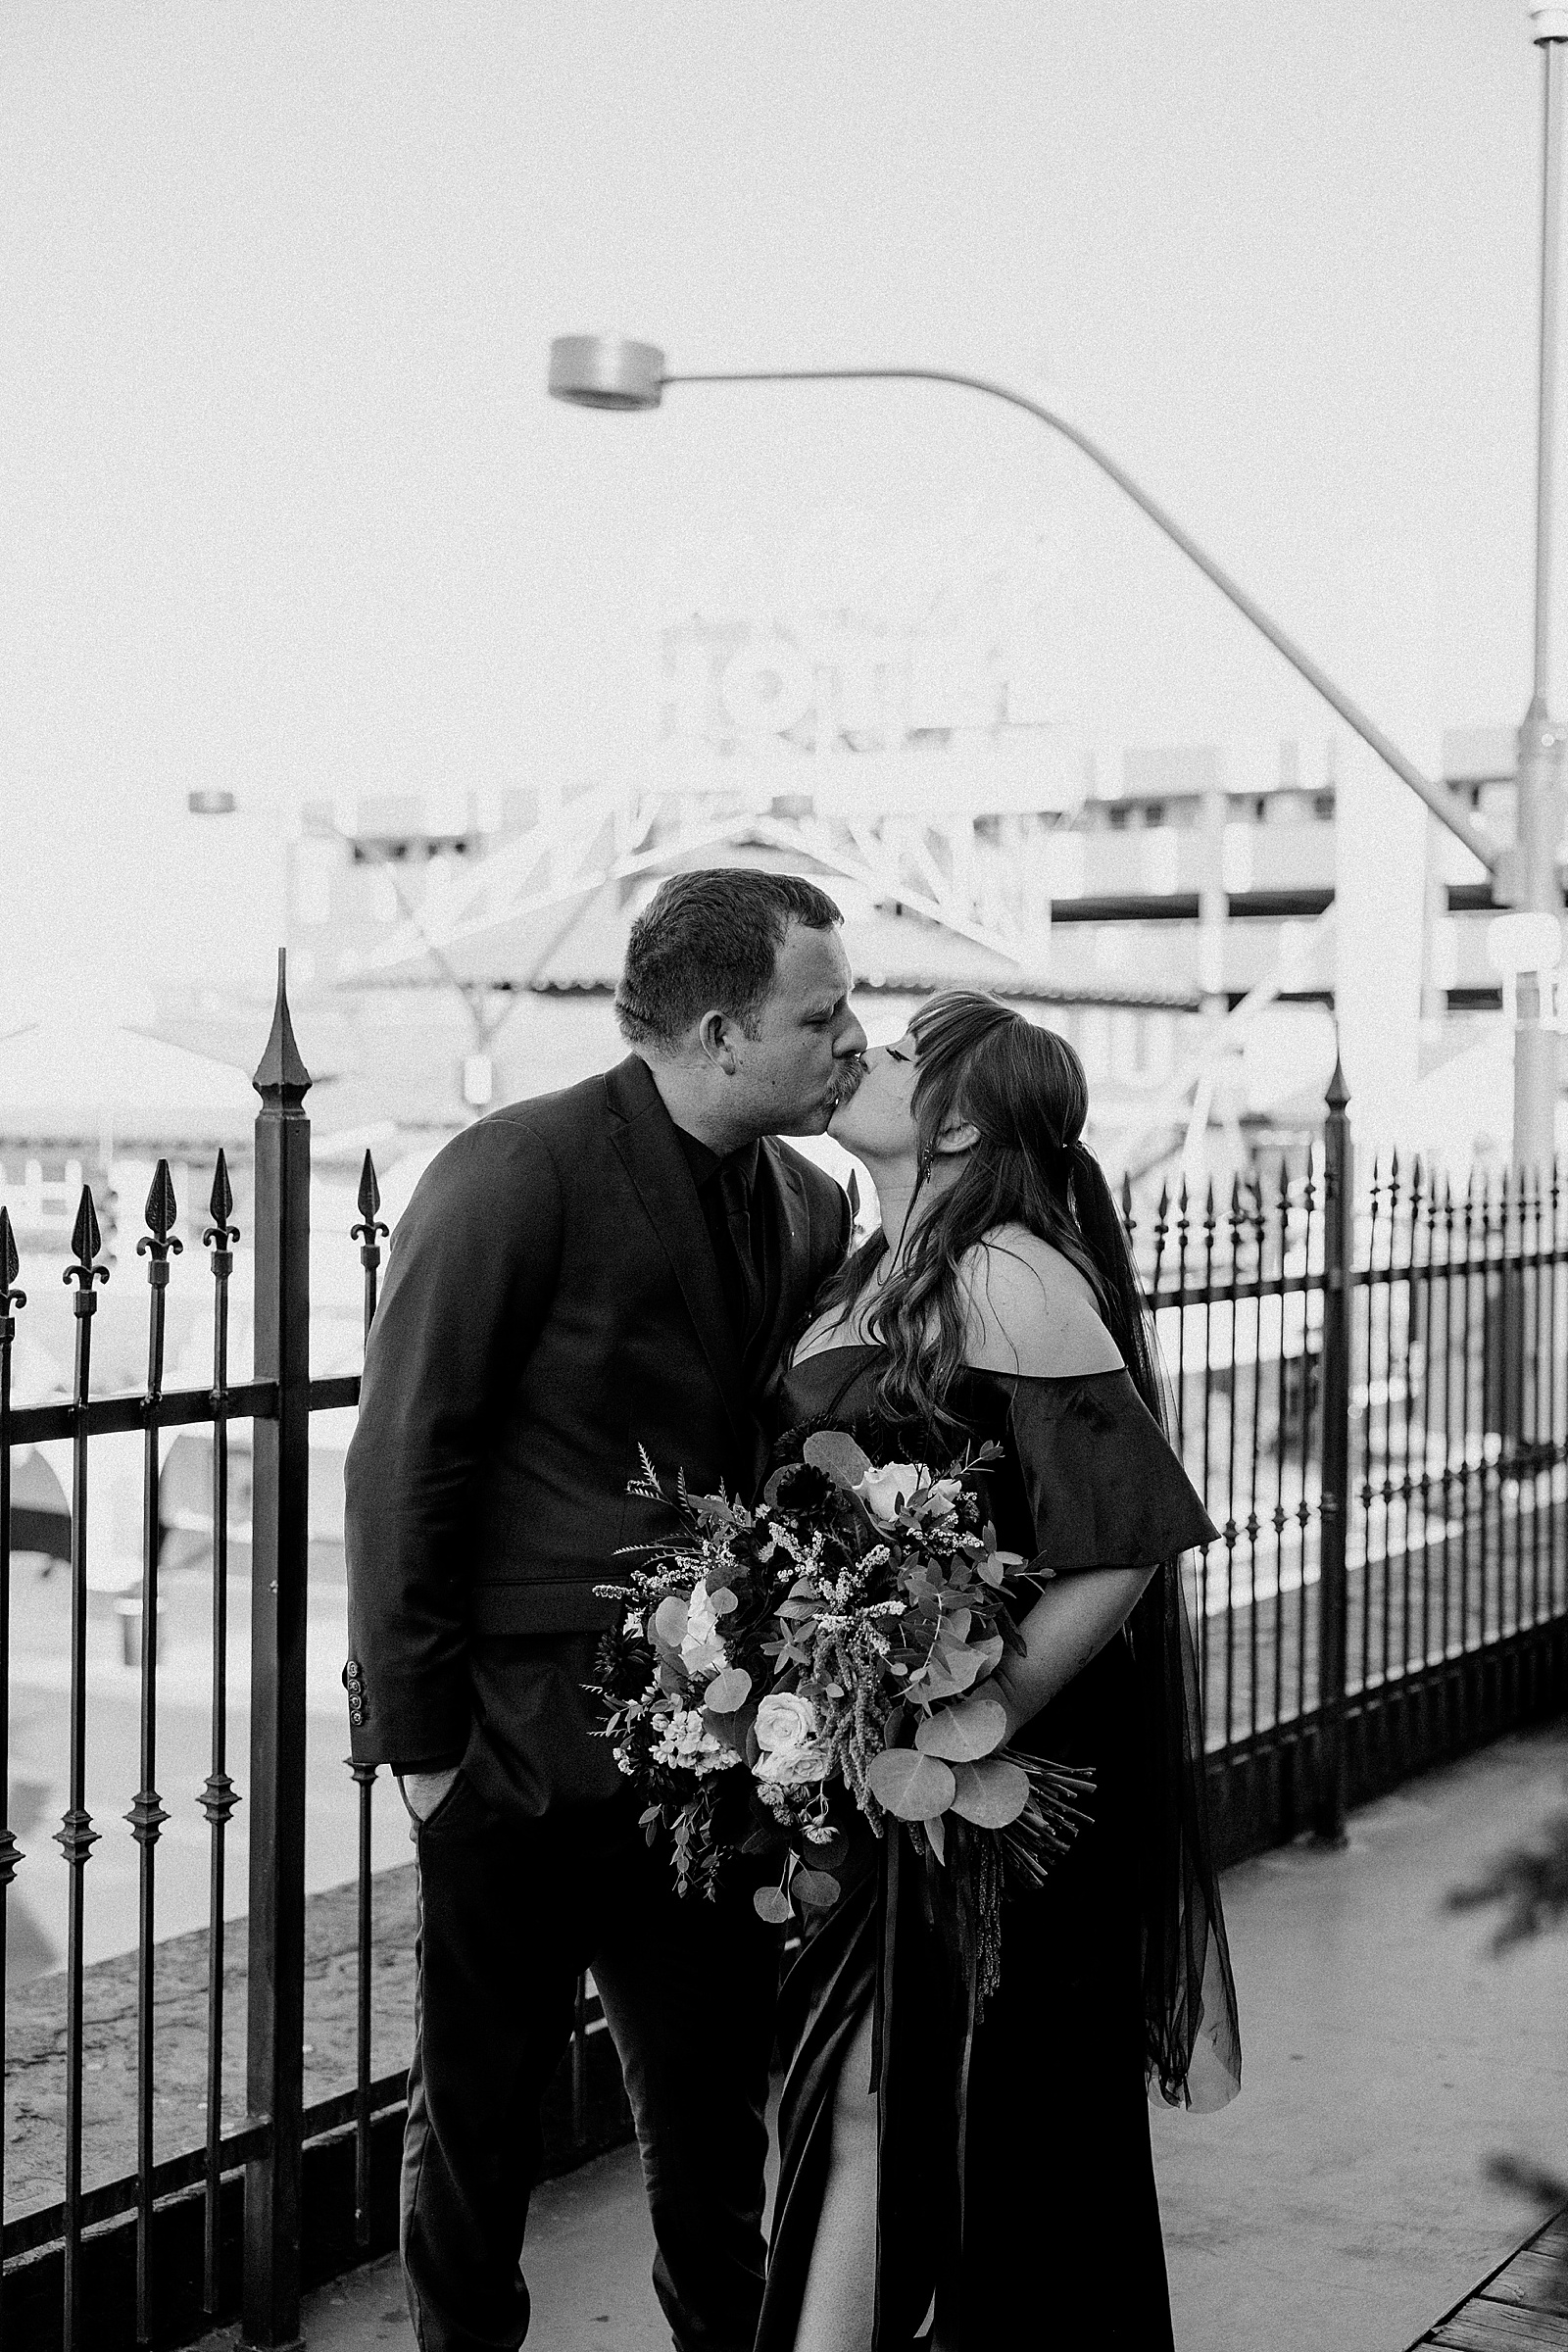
756, 1346, 1241, 2352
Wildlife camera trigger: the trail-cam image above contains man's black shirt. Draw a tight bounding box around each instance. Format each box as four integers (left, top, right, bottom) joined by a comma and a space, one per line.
672, 1127, 785, 1396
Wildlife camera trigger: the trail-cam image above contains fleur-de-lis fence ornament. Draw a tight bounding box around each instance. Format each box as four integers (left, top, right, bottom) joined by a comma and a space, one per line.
204, 1148, 240, 1268
62, 1185, 110, 1311
136, 1157, 183, 1288
1, 1203, 24, 1320
352, 1150, 390, 1343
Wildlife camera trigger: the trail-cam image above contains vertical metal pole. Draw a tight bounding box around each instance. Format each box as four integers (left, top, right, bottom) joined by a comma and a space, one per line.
1298, 1147, 1320, 1723
348, 1151, 386, 2249
202, 1152, 241, 2315
60, 1191, 108, 2349
242, 955, 312, 2352
1514, 18, 1568, 1173
1272, 1159, 1290, 1733
0, 1211, 25, 2352
1314, 1059, 1352, 1843
131, 1165, 179, 2345
1221, 1180, 1241, 1749
1245, 1179, 1264, 1741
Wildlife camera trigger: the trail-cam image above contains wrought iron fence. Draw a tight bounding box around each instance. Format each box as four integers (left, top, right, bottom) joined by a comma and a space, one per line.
0, 968, 1565, 2351
1127, 1066, 1568, 1855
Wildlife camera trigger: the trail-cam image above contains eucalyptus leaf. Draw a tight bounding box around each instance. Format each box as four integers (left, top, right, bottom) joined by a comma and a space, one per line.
792, 1868, 841, 1909
913, 1693, 1008, 1761
948, 1756, 1030, 1828
703, 1666, 753, 1713
925, 1810, 946, 1865
802, 1429, 874, 1488
865, 1747, 956, 1821
708, 1585, 740, 1616
754, 1886, 795, 1925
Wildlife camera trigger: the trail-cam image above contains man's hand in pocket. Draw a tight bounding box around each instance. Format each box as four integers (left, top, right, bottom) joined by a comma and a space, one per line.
400, 1767, 460, 1822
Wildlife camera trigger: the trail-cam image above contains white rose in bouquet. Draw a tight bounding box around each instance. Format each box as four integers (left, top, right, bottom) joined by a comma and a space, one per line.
852, 1461, 926, 1528
754, 1690, 831, 1785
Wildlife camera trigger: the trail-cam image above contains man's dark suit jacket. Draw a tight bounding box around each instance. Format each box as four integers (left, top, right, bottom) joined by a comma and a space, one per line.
343, 1054, 852, 1787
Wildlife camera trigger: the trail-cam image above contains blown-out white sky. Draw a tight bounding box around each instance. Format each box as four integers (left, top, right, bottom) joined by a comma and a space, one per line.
0, 0, 1556, 1010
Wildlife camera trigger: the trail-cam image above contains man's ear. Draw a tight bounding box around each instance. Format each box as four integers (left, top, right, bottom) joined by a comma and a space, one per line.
934, 1119, 979, 1157
697, 1009, 741, 1075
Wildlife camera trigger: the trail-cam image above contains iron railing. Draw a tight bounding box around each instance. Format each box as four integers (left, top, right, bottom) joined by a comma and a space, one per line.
1, 974, 1565, 2349
1127, 1061, 1568, 1854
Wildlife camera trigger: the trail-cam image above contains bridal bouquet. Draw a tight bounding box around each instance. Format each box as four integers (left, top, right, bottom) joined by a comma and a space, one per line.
593, 1432, 1095, 1990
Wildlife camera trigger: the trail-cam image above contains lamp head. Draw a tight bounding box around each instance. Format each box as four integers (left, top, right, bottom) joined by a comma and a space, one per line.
548, 335, 665, 411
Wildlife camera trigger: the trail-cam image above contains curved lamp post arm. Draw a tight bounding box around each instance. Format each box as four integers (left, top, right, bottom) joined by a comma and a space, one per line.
548, 337, 1495, 873
666, 366, 1495, 872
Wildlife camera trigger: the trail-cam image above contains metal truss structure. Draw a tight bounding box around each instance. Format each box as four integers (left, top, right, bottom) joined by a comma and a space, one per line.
354, 760, 1062, 989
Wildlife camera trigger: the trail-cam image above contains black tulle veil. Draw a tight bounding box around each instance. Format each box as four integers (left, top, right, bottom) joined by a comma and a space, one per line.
1069, 1131, 1242, 2109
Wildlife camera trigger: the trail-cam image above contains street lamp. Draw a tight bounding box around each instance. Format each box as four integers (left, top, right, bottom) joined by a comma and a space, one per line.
551, 310, 1568, 1166
548, 337, 1497, 877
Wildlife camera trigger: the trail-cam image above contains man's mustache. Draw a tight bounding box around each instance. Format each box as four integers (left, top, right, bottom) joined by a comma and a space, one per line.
831, 1056, 867, 1104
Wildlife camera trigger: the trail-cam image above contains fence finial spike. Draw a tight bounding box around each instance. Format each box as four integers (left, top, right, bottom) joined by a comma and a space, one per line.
209, 1147, 234, 1227
205, 1147, 240, 1250
63, 1185, 109, 1295
252, 948, 312, 1104
357, 1149, 381, 1223
71, 1186, 101, 1270
1, 1204, 19, 1295
141, 1158, 180, 1251
1325, 1053, 1350, 1113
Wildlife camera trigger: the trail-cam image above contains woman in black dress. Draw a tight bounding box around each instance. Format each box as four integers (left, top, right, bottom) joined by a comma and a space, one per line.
757, 992, 1241, 2352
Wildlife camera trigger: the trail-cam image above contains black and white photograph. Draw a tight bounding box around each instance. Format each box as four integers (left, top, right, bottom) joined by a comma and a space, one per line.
3, 6, 1568, 2348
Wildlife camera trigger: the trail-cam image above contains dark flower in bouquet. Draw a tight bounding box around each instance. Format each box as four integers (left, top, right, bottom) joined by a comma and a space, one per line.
594, 1432, 1095, 1998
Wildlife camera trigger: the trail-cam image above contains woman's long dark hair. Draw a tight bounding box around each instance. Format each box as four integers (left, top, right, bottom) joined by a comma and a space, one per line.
817, 992, 1162, 1432
815, 991, 1242, 2109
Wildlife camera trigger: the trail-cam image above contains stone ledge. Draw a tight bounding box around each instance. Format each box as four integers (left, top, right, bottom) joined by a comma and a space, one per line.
5, 1866, 420, 2226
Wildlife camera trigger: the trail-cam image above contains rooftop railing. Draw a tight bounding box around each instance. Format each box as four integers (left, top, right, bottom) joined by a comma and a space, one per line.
1, 964, 1564, 2349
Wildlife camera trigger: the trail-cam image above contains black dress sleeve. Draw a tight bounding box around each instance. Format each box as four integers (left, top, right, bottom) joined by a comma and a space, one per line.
1002, 1369, 1217, 1574
1001, 1367, 1242, 2112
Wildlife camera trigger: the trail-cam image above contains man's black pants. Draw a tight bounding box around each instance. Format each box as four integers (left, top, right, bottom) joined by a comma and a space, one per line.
401, 1775, 780, 2352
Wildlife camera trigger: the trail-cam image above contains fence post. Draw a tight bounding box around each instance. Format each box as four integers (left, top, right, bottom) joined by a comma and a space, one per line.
242, 954, 312, 2349
1314, 1054, 1353, 1843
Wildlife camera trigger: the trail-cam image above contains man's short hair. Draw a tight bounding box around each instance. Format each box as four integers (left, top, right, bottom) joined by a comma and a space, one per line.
615, 869, 844, 1052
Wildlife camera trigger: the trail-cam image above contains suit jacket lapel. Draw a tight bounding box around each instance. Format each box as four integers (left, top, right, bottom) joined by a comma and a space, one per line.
605, 1057, 749, 1449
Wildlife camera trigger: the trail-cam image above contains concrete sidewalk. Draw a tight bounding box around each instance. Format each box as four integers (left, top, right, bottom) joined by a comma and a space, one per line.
195, 1722, 1568, 2352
